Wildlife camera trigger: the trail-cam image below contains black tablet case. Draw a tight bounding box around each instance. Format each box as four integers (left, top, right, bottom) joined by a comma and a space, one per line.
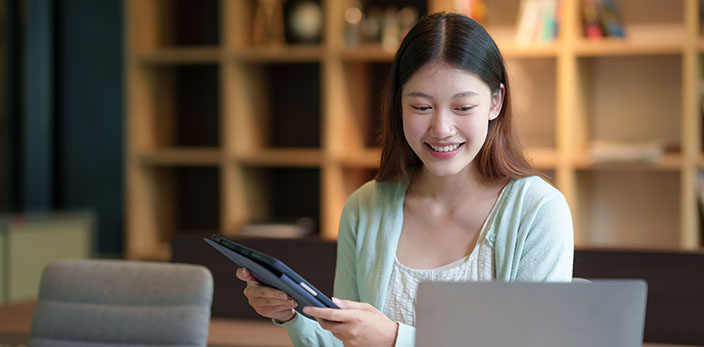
203, 235, 339, 318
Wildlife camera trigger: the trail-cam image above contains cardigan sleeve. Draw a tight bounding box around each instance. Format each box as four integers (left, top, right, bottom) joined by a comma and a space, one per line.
395, 322, 416, 346
514, 193, 574, 282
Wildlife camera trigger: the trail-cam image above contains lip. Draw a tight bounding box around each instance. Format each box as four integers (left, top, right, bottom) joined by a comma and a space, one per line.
425, 142, 463, 159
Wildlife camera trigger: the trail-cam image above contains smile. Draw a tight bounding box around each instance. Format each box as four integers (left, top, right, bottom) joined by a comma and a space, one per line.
427, 143, 463, 152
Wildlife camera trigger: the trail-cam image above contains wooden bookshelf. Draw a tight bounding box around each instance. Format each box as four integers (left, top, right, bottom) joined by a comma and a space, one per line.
125, 0, 703, 260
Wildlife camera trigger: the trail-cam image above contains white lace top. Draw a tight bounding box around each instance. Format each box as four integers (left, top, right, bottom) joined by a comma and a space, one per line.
382, 232, 495, 326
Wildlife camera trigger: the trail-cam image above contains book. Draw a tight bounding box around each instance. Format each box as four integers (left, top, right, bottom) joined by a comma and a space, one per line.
588, 139, 665, 163
600, 0, 625, 38
539, 0, 558, 43
516, 0, 559, 46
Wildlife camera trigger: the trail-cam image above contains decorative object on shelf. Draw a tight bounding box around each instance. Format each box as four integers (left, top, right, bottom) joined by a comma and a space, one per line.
515, 0, 559, 46
342, 3, 418, 51
579, 0, 625, 39
399, 6, 420, 41
360, 7, 383, 43
287, 0, 323, 43
381, 7, 400, 52
343, 0, 364, 46
252, 0, 286, 46
588, 139, 665, 163
453, 0, 488, 25
580, 0, 603, 39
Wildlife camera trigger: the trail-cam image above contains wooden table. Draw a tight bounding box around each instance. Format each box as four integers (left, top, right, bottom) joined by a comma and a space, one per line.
0, 301, 292, 347
0, 301, 696, 347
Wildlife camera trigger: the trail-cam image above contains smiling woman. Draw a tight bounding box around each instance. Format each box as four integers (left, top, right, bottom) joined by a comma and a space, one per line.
236, 12, 574, 347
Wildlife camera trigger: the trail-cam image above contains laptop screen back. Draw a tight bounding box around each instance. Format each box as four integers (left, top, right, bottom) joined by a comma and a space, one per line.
416, 280, 647, 347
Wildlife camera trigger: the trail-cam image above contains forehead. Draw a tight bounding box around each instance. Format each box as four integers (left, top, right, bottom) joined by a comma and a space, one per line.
402, 62, 489, 94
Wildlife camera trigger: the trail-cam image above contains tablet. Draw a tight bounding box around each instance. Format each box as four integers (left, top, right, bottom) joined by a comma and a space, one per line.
203, 234, 339, 318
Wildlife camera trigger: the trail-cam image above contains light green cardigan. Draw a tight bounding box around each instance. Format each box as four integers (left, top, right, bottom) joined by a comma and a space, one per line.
277, 175, 574, 346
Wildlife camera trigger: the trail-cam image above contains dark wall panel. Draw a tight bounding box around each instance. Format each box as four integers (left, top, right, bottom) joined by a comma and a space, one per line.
55, 0, 123, 254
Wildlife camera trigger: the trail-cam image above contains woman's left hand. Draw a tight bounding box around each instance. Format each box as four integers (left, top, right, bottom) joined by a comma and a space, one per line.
303, 297, 398, 347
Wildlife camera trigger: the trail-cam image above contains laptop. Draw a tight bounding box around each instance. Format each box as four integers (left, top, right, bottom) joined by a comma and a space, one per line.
415, 280, 647, 347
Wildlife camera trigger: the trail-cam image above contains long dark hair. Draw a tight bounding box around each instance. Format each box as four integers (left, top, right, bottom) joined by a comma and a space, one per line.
375, 12, 540, 182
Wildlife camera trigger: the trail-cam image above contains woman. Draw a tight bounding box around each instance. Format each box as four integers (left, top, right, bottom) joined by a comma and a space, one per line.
236, 12, 573, 347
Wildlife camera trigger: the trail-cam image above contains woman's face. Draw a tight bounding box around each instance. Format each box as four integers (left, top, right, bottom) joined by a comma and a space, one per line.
401, 62, 503, 178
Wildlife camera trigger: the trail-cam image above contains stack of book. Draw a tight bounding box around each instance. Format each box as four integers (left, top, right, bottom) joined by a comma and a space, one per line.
515, 0, 559, 46
588, 139, 664, 163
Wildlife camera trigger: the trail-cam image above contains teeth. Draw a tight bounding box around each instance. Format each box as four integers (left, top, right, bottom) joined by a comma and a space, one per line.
429, 143, 461, 152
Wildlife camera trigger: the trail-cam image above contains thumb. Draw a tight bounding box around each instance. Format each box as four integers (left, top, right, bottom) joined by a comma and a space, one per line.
236, 267, 260, 285
332, 297, 372, 311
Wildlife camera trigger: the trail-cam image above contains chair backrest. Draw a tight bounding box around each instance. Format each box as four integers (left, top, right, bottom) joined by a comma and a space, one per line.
29, 259, 213, 347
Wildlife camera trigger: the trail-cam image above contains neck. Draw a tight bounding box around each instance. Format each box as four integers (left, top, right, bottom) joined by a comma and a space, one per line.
410, 165, 486, 206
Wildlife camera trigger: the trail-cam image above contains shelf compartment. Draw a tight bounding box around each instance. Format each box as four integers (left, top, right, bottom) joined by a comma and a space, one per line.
130, 165, 221, 260
132, 64, 220, 149
128, 0, 220, 52
573, 38, 684, 57
234, 62, 321, 150
575, 0, 685, 55
339, 0, 427, 51
482, 0, 559, 51
507, 57, 557, 149
237, 148, 323, 167
135, 47, 222, 64
576, 170, 680, 249
237, 0, 326, 48
239, 167, 321, 236
574, 152, 683, 171
329, 61, 389, 156
576, 55, 682, 153
137, 148, 222, 166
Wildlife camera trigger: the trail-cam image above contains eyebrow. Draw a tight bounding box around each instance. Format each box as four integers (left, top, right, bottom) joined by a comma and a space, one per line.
405, 91, 479, 99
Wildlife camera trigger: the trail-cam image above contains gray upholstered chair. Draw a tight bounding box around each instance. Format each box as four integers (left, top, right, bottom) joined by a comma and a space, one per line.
28, 259, 213, 347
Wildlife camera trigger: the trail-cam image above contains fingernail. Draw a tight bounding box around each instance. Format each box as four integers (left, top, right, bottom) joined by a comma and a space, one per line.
290, 299, 298, 307
332, 297, 341, 304
302, 306, 311, 314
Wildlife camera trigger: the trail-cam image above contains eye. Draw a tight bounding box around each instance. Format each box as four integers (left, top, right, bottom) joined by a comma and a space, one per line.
412, 105, 432, 111
454, 106, 475, 112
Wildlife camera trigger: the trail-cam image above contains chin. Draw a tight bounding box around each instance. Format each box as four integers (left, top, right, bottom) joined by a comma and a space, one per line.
422, 163, 469, 178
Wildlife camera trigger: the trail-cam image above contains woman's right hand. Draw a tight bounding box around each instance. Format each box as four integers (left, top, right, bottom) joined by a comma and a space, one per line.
236, 267, 298, 322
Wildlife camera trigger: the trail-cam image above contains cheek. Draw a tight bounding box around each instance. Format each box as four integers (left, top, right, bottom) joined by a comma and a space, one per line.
402, 116, 431, 145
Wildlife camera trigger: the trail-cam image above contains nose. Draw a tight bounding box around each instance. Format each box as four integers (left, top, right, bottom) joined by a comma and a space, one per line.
428, 108, 456, 138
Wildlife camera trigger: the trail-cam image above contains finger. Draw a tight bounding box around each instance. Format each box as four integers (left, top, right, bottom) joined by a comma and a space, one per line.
257, 305, 297, 316
249, 297, 298, 308
236, 268, 260, 284
317, 318, 345, 333
243, 284, 291, 300
332, 297, 373, 311
303, 306, 355, 323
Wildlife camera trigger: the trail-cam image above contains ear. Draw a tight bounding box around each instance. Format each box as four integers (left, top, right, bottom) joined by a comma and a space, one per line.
488, 83, 505, 121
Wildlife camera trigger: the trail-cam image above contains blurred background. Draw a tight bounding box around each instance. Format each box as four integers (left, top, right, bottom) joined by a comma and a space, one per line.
1, 0, 704, 304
